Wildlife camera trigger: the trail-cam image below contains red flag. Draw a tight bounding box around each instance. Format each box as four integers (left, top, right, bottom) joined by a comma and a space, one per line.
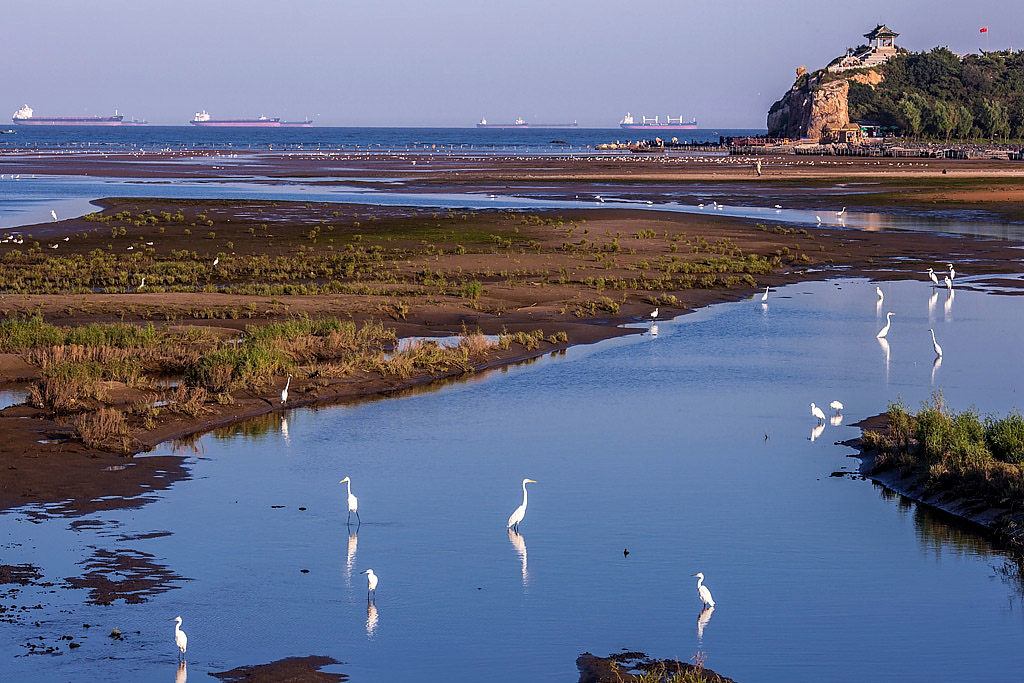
980, 26, 989, 33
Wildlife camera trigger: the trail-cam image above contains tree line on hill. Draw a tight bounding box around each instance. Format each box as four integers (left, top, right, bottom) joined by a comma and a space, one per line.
843, 47, 1024, 140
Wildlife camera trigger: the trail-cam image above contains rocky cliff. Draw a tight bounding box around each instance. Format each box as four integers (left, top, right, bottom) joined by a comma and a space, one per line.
767, 68, 882, 139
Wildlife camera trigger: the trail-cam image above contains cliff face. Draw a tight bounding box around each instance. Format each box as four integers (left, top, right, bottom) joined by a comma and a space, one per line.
767, 73, 859, 139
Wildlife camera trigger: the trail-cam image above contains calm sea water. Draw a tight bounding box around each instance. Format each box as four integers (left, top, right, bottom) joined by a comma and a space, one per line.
3, 276, 1024, 682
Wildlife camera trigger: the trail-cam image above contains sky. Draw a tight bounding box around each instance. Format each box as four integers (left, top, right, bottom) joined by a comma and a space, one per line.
4, 0, 1022, 128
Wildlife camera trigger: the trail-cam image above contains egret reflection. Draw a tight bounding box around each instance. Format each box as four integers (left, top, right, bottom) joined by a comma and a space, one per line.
175, 661, 187, 683
944, 289, 954, 321
931, 354, 942, 386
366, 601, 379, 639
697, 605, 715, 642
810, 423, 825, 442
508, 528, 529, 586
830, 414, 844, 427
345, 529, 358, 586
877, 337, 890, 383
928, 290, 938, 320
281, 417, 290, 445
650, 323, 659, 338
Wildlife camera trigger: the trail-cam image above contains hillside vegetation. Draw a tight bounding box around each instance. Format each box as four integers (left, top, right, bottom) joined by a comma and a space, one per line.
844, 48, 1024, 139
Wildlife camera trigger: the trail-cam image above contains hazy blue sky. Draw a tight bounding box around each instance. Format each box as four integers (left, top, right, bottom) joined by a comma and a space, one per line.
5, 1, 1021, 127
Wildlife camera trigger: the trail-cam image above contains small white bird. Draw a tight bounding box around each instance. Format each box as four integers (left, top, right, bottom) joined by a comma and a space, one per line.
360, 568, 378, 600
774, 204, 782, 209
281, 374, 291, 404
928, 268, 939, 287
692, 572, 716, 608
876, 311, 895, 339
339, 476, 360, 525
507, 478, 537, 532
213, 256, 219, 266
947, 263, 956, 280
137, 277, 146, 291
829, 400, 844, 414
50, 210, 57, 221
170, 616, 188, 660
810, 402, 826, 424
761, 285, 770, 302
836, 207, 846, 217
815, 215, 822, 224
63, 236, 70, 242
650, 307, 659, 320
876, 286, 884, 301
929, 328, 943, 357
944, 276, 952, 290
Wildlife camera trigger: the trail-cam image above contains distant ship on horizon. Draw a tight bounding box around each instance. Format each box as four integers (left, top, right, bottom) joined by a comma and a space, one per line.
189, 110, 313, 127
619, 112, 697, 130
11, 104, 145, 126
476, 117, 579, 130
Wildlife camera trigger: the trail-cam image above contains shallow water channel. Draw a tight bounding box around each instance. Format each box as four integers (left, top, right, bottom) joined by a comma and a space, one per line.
3, 276, 1024, 682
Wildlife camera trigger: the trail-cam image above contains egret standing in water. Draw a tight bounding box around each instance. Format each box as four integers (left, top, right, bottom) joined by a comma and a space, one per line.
927, 268, 939, 287
810, 403, 826, 424
50, 209, 58, 221
339, 476, 360, 525
836, 206, 846, 218
280, 374, 291, 404
947, 263, 956, 280
360, 568, 378, 601
170, 616, 188, 661
829, 400, 844, 415
507, 478, 537, 532
944, 275, 953, 290
876, 286, 884, 302
761, 285, 770, 302
928, 328, 943, 357
650, 307, 659, 321
692, 572, 716, 608
876, 311, 895, 339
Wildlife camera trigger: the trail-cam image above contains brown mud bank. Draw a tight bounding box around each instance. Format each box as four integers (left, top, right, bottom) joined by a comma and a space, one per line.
850, 413, 1024, 551
211, 655, 346, 682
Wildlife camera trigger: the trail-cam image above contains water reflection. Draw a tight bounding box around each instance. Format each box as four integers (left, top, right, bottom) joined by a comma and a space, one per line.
345, 529, 358, 587
830, 414, 844, 427
281, 417, 290, 446
649, 323, 659, 338
877, 337, 890, 384
944, 289, 955, 321
508, 528, 529, 587
696, 606, 715, 643
809, 423, 825, 442
928, 290, 938, 321
366, 602, 379, 639
931, 355, 942, 386
175, 661, 187, 683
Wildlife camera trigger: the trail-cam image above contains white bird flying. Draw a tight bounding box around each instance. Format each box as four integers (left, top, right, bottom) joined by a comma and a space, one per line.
761, 285, 770, 302
339, 476, 360, 525
927, 268, 939, 287
280, 374, 291, 404
810, 402, 826, 424
692, 572, 716, 608
507, 478, 537, 532
360, 568, 378, 601
929, 328, 943, 357
170, 616, 188, 661
876, 311, 895, 339
829, 400, 844, 414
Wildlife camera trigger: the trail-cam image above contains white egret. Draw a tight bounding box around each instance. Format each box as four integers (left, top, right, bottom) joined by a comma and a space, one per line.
947, 263, 956, 280
213, 256, 219, 266
170, 616, 187, 660
829, 400, 844, 414
774, 204, 782, 209
876, 286, 884, 301
360, 568, 378, 600
810, 402, 826, 424
137, 277, 146, 291
836, 206, 846, 217
944, 275, 952, 290
692, 572, 716, 608
650, 307, 659, 320
927, 268, 939, 287
928, 328, 943, 357
506, 478, 537, 532
280, 374, 291, 404
876, 311, 895, 339
339, 476, 360, 525
815, 215, 822, 224
50, 209, 57, 221
761, 285, 769, 302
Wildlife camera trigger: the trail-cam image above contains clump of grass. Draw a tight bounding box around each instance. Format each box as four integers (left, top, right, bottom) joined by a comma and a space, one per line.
72, 407, 134, 454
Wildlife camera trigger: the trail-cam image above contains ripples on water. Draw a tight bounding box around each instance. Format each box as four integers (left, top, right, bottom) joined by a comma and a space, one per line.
3, 277, 1024, 682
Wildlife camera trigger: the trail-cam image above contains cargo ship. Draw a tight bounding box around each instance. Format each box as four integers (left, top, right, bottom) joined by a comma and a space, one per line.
619, 112, 697, 130
476, 117, 579, 130
190, 110, 313, 127
11, 104, 139, 126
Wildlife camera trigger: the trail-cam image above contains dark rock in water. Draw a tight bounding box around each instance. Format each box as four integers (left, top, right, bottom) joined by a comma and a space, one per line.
577, 651, 736, 683
211, 655, 346, 682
